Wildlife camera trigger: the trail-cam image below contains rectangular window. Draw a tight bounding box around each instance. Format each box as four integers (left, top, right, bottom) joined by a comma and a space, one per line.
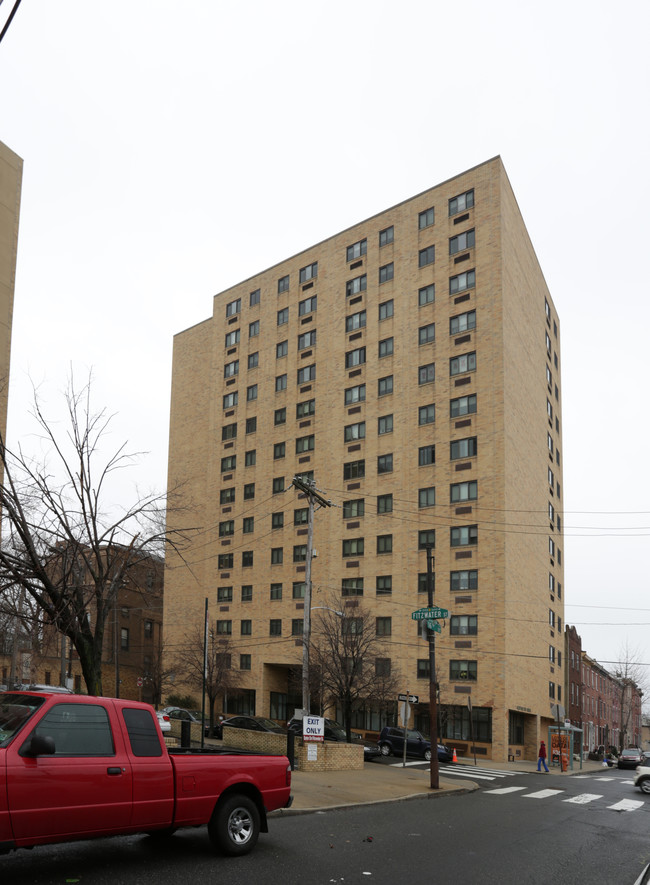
248, 352, 259, 370
220, 487, 235, 505
216, 620, 232, 635
249, 319, 260, 338
343, 499, 365, 519
342, 577, 364, 597
296, 398, 316, 418
378, 414, 393, 435
221, 455, 236, 472
449, 189, 474, 216
223, 392, 238, 409
293, 545, 307, 563
274, 407, 286, 426
273, 442, 286, 460
226, 298, 241, 318
451, 570, 478, 591
418, 573, 433, 594
219, 520, 234, 537
270, 583, 282, 600
377, 534, 393, 554
379, 225, 394, 247
379, 263, 394, 284
450, 660, 477, 681
451, 480, 478, 502
271, 512, 284, 529
450, 437, 477, 460
240, 619, 252, 636
450, 525, 478, 547
218, 553, 233, 569
449, 269, 476, 295
291, 619, 304, 636
272, 477, 285, 494
418, 323, 435, 345
276, 374, 287, 392
298, 329, 317, 349
418, 404, 435, 425
271, 547, 283, 564
278, 275, 290, 294
346, 274, 367, 297
418, 363, 435, 385
418, 245, 435, 267
242, 516, 254, 533
217, 586, 233, 602
243, 450, 255, 467
277, 306, 289, 325
299, 294, 317, 315
378, 300, 394, 323
249, 288, 260, 307
222, 422, 237, 441
450, 229, 475, 255
241, 585, 252, 602
379, 337, 394, 358
343, 459, 365, 480
417, 659, 431, 679
450, 615, 477, 636
299, 262, 318, 284
240, 654, 251, 670
344, 384, 366, 405
418, 487, 435, 508
418, 444, 435, 466
450, 352, 476, 376
296, 434, 315, 453
345, 348, 366, 368
224, 360, 239, 379
419, 207, 434, 229
375, 658, 391, 677
293, 582, 306, 599
297, 364, 316, 384
344, 422, 365, 443
294, 507, 308, 525
450, 310, 476, 335
270, 619, 282, 636
346, 239, 367, 262
346, 310, 366, 332
418, 530, 435, 549
247, 384, 258, 402
377, 453, 393, 474
377, 493, 393, 514
276, 340, 288, 359
376, 616, 392, 636
342, 538, 364, 557
378, 375, 393, 397
243, 482, 255, 500
376, 575, 392, 595
419, 284, 435, 306
450, 394, 477, 418
225, 329, 240, 347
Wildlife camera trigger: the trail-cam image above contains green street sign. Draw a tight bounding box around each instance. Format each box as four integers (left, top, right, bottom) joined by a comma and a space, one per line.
426, 619, 442, 633
412, 607, 449, 621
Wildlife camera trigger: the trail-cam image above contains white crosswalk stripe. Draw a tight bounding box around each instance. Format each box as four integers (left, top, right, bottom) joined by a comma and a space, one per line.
484, 787, 527, 795
523, 789, 565, 799
607, 799, 644, 812
483, 786, 646, 813
563, 793, 603, 805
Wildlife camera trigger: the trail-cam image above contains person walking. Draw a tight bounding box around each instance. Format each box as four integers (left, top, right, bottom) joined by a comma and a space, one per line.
537, 740, 549, 772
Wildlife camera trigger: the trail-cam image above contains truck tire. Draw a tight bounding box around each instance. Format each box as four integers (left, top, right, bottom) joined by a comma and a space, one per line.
209, 794, 260, 856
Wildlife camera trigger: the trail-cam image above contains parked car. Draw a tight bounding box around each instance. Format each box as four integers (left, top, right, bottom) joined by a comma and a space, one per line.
221, 715, 287, 735
618, 747, 644, 769
164, 706, 212, 736
288, 718, 381, 761
378, 726, 452, 762
156, 710, 171, 732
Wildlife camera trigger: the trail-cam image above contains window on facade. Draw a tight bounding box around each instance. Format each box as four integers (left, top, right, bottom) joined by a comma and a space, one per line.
417, 405, 435, 427
225, 329, 240, 347
347, 239, 367, 262
218, 553, 233, 569
450, 352, 476, 376
219, 520, 234, 537
294, 507, 308, 525
343, 499, 365, 519
296, 434, 315, 453
418, 284, 435, 307
242, 516, 254, 533
244, 482, 255, 500
270, 583, 282, 600
418, 444, 435, 466
292, 582, 306, 599
345, 348, 366, 369
222, 422, 237, 441
419, 245, 435, 267
276, 374, 287, 392
450, 310, 476, 335
346, 274, 367, 297
249, 319, 259, 338
226, 298, 241, 318
278, 275, 290, 294
273, 442, 286, 460
346, 310, 366, 333
293, 545, 307, 563
451, 525, 478, 547
299, 295, 317, 316
379, 263, 394, 284
344, 384, 365, 405
221, 455, 236, 473
220, 487, 235, 505
240, 618, 252, 637
297, 364, 316, 384
379, 337, 394, 358
377, 454, 393, 474
224, 360, 239, 379
377, 493, 393, 514
450, 229, 475, 255
451, 480, 478, 502
418, 530, 435, 549
376, 616, 392, 636
377, 534, 393, 554
277, 307, 289, 326
419, 207, 434, 229
449, 269, 476, 295
216, 620, 232, 635
450, 660, 477, 680
417, 659, 431, 679
271, 547, 283, 564
298, 329, 317, 349
419, 323, 435, 345
419, 487, 435, 508
271, 512, 284, 529
274, 407, 286, 426
342, 578, 364, 597
223, 392, 238, 409
450, 437, 477, 460
449, 189, 474, 216
276, 340, 288, 359
379, 299, 394, 321
378, 414, 393, 435
379, 225, 394, 247
240, 653, 252, 671
376, 575, 392, 595
450, 394, 477, 418
249, 288, 260, 307
217, 586, 233, 602
378, 376, 393, 397
450, 570, 478, 591
418, 363, 435, 385
375, 658, 391, 677
450, 615, 477, 636
247, 384, 258, 402
299, 262, 318, 284
344, 422, 365, 443
270, 619, 282, 636
241, 585, 253, 602
291, 619, 304, 636
342, 538, 364, 557
343, 459, 365, 480
244, 449, 256, 466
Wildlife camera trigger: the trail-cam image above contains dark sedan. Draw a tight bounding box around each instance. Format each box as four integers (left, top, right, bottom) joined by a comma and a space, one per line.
221, 715, 287, 736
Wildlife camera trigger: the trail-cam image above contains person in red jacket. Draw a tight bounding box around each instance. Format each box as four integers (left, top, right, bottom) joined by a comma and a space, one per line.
537, 740, 549, 772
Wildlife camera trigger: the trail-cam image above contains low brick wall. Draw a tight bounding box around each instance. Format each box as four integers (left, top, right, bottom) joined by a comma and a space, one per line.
295, 739, 364, 772
220, 726, 289, 756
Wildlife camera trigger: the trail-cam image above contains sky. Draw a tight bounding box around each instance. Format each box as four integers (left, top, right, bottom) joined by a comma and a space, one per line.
0, 0, 649, 683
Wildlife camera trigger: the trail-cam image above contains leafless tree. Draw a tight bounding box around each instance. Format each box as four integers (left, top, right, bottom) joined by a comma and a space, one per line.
614, 641, 647, 749
0, 373, 192, 696
172, 624, 241, 733
310, 602, 401, 741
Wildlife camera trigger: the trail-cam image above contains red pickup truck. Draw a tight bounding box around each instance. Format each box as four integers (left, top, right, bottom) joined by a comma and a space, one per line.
0, 691, 292, 856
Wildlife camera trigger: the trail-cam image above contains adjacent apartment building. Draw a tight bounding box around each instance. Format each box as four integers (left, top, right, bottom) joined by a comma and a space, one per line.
164, 156, 564, 763
0, 139, 21, 451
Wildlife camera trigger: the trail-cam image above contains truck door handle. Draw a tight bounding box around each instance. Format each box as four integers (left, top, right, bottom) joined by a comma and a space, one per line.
107, 767, 123, 776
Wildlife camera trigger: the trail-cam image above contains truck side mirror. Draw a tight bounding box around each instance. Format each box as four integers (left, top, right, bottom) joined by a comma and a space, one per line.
20, 734, 56, 757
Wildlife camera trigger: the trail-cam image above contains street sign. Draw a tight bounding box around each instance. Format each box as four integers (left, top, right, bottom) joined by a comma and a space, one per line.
398, 693, 419, 704
411, 607, 449, 621
426, 619, 441, 633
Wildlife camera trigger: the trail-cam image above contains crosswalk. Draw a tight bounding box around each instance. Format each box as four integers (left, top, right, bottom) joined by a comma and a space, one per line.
483, 785, 646, 813
390, 762, 519, 782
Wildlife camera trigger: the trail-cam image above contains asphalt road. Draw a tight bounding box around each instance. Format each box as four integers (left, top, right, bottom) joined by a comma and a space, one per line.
2, 767, 649, 885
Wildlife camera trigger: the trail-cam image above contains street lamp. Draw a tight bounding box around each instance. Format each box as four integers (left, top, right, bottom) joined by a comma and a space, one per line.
311, 606, 344, 617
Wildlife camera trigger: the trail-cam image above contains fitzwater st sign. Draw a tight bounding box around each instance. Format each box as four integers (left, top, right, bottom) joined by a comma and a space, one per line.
411, 607, 449, 621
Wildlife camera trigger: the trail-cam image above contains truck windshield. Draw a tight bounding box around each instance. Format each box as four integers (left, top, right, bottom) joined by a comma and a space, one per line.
0, 693, 46, 747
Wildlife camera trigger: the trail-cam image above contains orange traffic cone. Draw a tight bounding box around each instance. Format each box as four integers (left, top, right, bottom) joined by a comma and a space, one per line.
452, 748, 458, 763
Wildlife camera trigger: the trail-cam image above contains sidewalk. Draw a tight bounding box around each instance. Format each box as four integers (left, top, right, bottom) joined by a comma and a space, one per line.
276, 757, 611, 815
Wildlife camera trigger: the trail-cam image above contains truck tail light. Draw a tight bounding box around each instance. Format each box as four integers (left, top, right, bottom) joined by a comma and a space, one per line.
285, 763, 292, 787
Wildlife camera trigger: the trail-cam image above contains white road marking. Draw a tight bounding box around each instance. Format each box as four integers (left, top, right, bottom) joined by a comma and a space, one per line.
593, 777, 616, 782
484, 786, 527, 795
443, 766, 518, 777
563, 793, 603, 805
607, 799, 645, 812
523, 789, 565, 799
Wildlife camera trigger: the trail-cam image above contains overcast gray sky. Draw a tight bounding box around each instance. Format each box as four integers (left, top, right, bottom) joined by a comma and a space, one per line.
1, 1, 649, 682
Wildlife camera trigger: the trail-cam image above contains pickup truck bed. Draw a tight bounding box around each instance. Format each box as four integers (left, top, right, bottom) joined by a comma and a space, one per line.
0, 692, 292, 857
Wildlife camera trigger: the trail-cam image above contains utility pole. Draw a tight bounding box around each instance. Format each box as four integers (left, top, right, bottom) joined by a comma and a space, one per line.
426, 544, 440, 789
291, 475, 332, 716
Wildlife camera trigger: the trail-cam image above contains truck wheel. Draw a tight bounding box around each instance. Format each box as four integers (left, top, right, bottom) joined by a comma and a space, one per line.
379, 743, 392, 757
639, 778, 650, 795
209, 794, 260, 856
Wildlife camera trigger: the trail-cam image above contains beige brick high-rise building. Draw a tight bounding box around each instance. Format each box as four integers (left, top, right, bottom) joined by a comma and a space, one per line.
0, 140, 21, 446
165, 156, 564, 762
